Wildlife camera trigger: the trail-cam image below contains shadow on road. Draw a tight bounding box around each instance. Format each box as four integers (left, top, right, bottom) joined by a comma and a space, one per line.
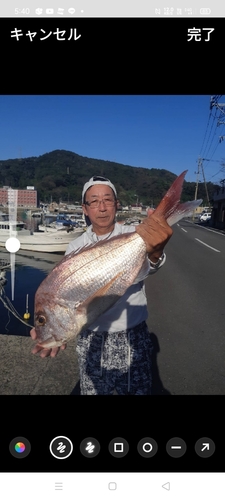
150, 332, 171, 395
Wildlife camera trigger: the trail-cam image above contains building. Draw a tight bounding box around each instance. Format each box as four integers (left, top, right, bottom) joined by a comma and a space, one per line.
0, 186, 38, 208
211, 185, 225, 229
130, 204, 142, 213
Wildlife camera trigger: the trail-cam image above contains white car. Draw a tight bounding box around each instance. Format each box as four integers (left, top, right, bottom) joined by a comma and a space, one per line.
199, 212, 211, 222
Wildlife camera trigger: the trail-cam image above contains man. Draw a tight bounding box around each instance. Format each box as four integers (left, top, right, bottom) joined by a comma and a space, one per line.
30, 175, 172, 395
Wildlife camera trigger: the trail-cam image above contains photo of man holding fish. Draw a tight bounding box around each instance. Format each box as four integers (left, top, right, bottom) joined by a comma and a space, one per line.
30, 172, 201, 395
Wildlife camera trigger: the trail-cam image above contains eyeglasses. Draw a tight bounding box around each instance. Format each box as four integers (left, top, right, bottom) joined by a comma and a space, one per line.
84, 197, 116, 208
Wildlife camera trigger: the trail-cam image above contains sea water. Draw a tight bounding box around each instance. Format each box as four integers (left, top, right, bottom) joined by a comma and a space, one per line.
0, 248, 62, 336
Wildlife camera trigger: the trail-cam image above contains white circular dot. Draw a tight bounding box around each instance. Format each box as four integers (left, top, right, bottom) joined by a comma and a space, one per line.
5, 237, 21, 253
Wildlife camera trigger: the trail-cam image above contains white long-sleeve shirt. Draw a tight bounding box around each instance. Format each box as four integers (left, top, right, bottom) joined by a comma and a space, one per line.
65, 222, 166, 333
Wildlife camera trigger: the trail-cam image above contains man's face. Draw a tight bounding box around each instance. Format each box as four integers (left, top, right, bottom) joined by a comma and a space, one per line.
82, 184, 117, 232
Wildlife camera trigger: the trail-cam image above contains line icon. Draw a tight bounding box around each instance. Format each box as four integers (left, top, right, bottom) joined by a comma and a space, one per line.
166, 438, 187, 458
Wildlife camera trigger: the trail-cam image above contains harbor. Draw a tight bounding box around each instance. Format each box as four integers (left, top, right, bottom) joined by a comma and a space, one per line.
0, 192, 85, 395
0, 247, 80, 395
0, 209, 85, 253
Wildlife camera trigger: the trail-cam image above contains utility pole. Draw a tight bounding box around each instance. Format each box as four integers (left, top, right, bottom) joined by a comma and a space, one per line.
194, 159, 200, 201
193, 160, 201, 220
196, 157, 210, 207
200, 159, 210, 206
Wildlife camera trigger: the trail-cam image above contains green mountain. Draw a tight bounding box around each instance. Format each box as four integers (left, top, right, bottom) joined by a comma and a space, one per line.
0, 149, 219, 207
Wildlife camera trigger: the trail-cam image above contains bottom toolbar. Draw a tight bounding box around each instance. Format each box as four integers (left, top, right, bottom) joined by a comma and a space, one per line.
8, 436, 216, 460
0, 473, 224, 499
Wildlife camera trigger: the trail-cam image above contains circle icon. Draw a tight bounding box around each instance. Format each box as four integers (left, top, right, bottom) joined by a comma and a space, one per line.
108, 437, 129, 458
5, 236, 20, 253
68, 8, 75, 14
195, 437, 215, 458
9, 437, 31, 458
137, 437, 158, 458
49, 436, 73, 459
166, 437, 187, 458
80, 437, 100, 458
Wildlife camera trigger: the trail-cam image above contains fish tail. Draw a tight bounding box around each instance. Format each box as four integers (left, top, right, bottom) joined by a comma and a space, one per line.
166, 199, 203, 226
153, 170, 188, 219
152, 170, 202, 227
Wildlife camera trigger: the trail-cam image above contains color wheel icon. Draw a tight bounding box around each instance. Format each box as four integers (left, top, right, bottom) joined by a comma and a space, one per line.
9, 436, 31, 458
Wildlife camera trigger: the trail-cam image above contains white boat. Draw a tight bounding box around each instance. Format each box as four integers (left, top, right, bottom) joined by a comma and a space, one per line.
38, 213, 86, 233
38, 222, 67, 232
0, 220, 84, 253
38, 223, 84, 235
0, 214, 26, 231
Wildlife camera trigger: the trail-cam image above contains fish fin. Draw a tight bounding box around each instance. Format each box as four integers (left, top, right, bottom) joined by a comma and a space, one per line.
167, 199, 203, 226
153, 170, 188, 220
59, 238, 115, 265
52, 243, 91, 270
76, 271, 124, 312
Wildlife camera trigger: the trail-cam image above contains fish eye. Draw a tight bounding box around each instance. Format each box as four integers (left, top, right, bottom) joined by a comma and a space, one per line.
37, 315, 46, 326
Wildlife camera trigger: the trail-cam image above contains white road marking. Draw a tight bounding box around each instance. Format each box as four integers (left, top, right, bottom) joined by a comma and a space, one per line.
200, 227, 225, 236
195, 238, 220, 252
184, 220, 225, 237
181, 227, 187, 233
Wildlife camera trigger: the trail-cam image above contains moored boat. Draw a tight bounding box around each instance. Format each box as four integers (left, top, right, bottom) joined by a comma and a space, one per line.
0, 220, 84, 253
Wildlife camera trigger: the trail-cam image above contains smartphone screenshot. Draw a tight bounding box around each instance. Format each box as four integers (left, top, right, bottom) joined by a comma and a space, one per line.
0, 2, 224, 498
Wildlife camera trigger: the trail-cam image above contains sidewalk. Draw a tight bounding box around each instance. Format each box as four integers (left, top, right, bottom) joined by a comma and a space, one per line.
190, 219, 225, 235
0, 334, 80, 395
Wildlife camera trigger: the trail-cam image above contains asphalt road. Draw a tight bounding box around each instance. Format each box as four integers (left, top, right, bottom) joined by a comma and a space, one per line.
145, 220, 225, 396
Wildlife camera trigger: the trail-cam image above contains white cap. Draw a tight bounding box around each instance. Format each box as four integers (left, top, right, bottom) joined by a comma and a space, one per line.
82, 176, 117, 203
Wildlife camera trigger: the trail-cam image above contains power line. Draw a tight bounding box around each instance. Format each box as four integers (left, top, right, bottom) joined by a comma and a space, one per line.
197, 95, 225, 185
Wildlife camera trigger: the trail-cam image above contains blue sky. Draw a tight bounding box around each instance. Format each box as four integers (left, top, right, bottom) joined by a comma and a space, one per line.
0, 94, 225, 184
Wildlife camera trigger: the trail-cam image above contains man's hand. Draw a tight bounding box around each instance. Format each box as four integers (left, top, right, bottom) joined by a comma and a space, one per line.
135, 212, 173, 262
30, 328, 67, 358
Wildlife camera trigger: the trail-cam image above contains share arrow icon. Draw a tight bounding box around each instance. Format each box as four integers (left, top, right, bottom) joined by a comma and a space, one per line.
201, 443, 210, 452
195, 437, 215, 458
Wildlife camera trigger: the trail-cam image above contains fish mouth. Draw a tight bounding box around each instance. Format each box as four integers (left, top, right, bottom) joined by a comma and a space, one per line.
37, 338, 65, 349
